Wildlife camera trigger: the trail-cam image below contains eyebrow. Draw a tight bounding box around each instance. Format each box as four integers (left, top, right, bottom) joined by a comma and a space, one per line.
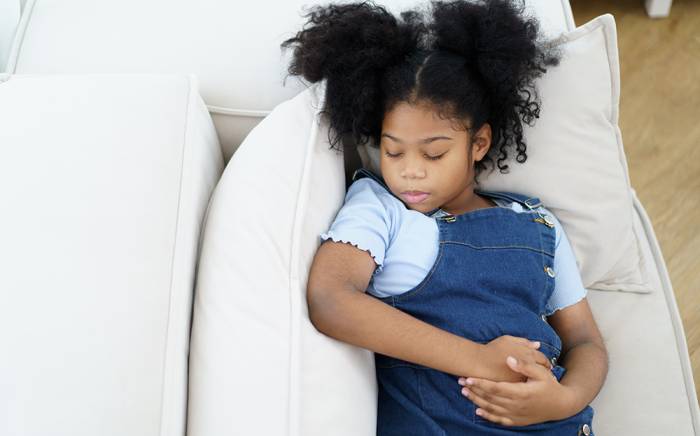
381, 133, 453, 144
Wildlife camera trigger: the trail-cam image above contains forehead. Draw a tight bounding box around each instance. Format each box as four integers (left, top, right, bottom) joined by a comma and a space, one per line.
382, 101, 465, 136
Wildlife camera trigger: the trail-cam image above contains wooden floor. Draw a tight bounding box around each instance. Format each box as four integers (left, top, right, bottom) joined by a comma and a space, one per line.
570, 0, 700, 402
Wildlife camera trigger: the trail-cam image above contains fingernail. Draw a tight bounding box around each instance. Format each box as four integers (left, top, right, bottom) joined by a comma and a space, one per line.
465, 378, 474, 385
507, 356, 518, 366
532, 341, 540, 347
458, 378, 466, 386
476, 408, 483, 416
462, 388, 470, 397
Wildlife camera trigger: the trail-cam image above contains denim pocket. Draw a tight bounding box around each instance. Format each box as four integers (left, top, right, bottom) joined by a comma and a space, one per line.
375, 357, 451, 435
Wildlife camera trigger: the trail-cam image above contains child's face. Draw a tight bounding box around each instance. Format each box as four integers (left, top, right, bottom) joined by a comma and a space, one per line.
379, 101, 491, 214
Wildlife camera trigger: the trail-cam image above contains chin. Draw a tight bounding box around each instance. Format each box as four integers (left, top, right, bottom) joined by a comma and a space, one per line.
406, 203, 433, 214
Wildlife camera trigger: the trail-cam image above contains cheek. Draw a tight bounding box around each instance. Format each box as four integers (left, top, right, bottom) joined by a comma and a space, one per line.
379, 157, 390, 177
437, 155, 467, 176
435, 158, 471, 190
380, 155, 401, 173
379, 159, 399, 187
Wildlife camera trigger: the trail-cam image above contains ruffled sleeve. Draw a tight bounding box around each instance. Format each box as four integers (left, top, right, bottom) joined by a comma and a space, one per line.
320, 178, 393, 274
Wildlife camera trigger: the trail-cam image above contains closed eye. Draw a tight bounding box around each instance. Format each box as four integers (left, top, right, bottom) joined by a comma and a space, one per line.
385, 151, 403, 158
425, 152, 446, 161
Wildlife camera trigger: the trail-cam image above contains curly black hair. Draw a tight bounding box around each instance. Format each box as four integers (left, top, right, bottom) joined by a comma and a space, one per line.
282, 0, 560, 175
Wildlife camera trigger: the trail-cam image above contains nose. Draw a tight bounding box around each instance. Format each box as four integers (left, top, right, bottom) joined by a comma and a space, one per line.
400, 155, 426, 179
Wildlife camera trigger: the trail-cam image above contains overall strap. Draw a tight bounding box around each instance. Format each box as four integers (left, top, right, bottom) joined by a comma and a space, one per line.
474, 188, 542, 211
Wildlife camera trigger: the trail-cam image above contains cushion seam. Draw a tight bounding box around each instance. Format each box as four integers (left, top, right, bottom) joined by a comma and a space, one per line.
157, 76, 192, 436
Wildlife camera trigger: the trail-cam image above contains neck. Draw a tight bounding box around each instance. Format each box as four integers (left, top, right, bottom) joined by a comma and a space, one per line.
441, 185, 495, 216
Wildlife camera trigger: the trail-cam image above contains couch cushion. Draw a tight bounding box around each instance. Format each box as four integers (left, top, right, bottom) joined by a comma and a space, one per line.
0, 73, 223, 436
187, 83, 380, 436
587, 199, 697, 435
6, 0, 574, 160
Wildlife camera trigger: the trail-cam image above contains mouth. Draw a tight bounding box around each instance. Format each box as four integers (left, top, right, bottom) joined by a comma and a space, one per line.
400, 190, 430, 204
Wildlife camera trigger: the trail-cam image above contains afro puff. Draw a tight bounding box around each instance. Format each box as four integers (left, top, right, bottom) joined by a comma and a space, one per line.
282, 0, 560, 175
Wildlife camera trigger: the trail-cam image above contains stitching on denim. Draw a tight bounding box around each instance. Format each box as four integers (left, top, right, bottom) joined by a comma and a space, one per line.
440, 240, 555, 257
416, 369, 427, 410
538, 340, 562, 358
538, 222, 557, 314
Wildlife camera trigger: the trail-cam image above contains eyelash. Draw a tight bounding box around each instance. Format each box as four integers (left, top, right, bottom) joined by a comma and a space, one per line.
385, 152, 445, 161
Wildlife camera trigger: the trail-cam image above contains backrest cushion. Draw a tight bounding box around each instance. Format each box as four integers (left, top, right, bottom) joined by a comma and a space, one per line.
0, 73, 223, 436
7, 0, 574, 161
187, 83, 380, 436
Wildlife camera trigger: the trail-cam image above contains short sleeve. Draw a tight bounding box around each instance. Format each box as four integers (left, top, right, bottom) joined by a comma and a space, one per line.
542, 209, 587, 316
320, 178, 393, 273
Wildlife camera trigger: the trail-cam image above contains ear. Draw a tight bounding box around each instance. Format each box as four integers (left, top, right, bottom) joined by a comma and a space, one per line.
471, 123, 492, 162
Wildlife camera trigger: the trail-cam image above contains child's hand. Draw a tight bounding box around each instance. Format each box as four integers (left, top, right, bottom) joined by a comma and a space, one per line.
479, 335, 553, 382
458, 356, 573, 427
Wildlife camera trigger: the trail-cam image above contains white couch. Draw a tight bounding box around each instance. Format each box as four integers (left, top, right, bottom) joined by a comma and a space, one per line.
0, 1, 698, 435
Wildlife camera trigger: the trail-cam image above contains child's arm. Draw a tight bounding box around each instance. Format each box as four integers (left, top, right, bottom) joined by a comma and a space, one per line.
458, 298, 608, 426
307, 240, 553, 382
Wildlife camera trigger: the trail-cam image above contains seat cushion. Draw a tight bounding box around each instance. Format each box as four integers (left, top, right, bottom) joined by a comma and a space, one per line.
0, 73, 223, 436
587, 199, 698, 435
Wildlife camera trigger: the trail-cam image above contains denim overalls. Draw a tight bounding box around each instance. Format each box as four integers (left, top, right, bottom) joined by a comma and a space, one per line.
352, 169, 595, 436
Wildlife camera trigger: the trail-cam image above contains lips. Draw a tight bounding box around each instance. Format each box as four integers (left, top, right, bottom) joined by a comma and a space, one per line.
401, 190, 430, 204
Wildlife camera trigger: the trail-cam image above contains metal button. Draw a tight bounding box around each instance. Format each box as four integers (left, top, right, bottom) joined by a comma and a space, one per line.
581, 423, 591, 436
543, 215, 555, 227
533, 217, 554, 228
550, 356, 557, 366
544, 266, 556, 278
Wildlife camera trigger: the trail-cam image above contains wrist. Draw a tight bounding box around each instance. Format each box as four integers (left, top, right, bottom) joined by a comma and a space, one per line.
462, 341, 490, 378
551, 384, 583, 420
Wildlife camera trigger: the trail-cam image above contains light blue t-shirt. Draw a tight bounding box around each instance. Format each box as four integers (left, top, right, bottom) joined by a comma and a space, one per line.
321, 177, 587, 316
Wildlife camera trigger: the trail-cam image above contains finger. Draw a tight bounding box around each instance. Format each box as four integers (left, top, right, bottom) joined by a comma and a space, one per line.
465, 384, 514, 409
507, 356, 556, 381
462, 377, 520, 401
514, 336, 540, 349
462, 387, 511, 417
474, 406, 516, 427
533, 351, 553, 369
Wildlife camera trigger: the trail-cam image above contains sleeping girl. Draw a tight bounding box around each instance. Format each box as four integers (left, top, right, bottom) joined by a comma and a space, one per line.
283, 1, 608, 434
